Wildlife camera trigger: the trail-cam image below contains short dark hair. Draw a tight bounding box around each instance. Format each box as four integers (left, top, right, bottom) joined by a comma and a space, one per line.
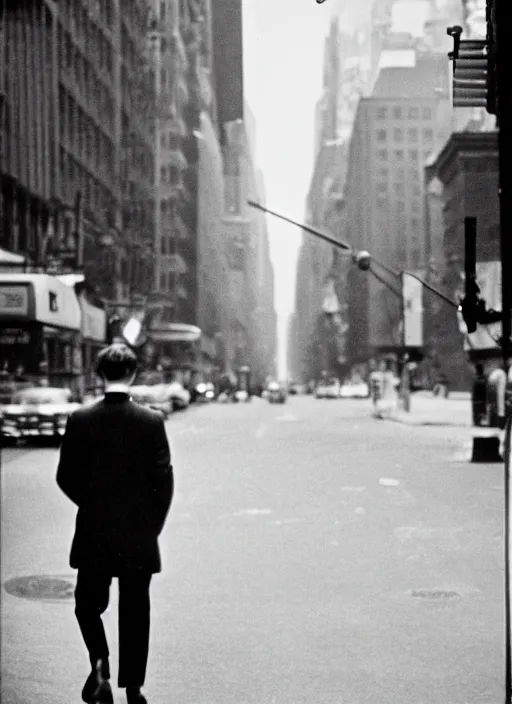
96, 343, 138, 382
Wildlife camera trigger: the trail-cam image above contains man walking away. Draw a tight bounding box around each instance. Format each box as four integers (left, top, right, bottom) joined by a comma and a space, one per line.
56, 344, 174, 704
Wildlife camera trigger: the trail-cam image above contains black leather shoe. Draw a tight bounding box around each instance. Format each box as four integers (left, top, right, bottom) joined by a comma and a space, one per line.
126, 688, 147, 704
81, 659, 113, 704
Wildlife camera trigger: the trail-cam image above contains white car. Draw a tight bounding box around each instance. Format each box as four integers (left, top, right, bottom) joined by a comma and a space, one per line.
315, 379, 341, 399
1, 387, 81, 444
340, 382, 370, 399
164, 381, 191, 410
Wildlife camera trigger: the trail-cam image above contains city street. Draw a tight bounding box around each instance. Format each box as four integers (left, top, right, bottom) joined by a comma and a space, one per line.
1, 395, 506, 704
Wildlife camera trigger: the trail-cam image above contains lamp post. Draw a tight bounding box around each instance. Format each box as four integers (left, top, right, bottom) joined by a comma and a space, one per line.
247, 201, 459, 412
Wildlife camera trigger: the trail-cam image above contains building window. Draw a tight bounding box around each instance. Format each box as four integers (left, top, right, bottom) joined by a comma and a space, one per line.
396, 167, 405, 181
379, 167, 389, 178
411, 218, 420, 230
408, 107, 419, 119
423, 128, 433, 141
423, 150, 431, 160
408, 128, 418, 142
377, 182, 387, 194
394, 128, 404, 142
376, 107, 387, 119
394, 150, 404, 161
393, 107, 402, 120
422, 107, 432, 119
413, 184, 421, 196
397, 201, 405, 212
395, 182, 404, 195
412, 200, 421, 214
377, 149, 388, 161
160, 272, 166, 290
376, 129, 387, 142
408, 149, 418, 161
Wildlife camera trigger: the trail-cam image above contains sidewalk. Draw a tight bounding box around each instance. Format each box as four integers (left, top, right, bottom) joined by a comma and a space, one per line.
386, 391, 473, 427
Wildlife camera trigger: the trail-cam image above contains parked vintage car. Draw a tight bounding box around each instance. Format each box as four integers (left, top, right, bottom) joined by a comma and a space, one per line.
267, 381, 287, 404
164, 381, 191, 410
340, 381, 370, 399
130, 385, 173, 419
315, 378, 341, 399
1, 387, 81, 444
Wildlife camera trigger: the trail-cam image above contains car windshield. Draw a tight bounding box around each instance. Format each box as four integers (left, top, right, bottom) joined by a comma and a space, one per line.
13, 388, 71, 405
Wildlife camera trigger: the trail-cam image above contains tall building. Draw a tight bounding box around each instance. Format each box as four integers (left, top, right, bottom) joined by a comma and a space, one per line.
344, 52, 450, 362
293, 16, 368, 382
150, 0, 190, 322
0, 1, 156, 304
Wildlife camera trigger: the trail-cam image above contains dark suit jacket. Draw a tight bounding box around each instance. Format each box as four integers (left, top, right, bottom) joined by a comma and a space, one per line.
56, 392, 174, 575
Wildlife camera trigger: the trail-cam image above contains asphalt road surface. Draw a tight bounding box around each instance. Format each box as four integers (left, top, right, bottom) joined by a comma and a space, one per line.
1, 396, 506, 704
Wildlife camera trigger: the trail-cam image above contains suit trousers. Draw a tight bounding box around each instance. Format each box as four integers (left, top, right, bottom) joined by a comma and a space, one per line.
74, 568, 152, 688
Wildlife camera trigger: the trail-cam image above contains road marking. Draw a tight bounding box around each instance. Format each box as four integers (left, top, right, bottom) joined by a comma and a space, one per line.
255, 424, 267, 438
218, 508, 273, 519
379, 477, 400, 486
276, 413, 297, 422
340, 486, 366, 493
268, 518, 305, 526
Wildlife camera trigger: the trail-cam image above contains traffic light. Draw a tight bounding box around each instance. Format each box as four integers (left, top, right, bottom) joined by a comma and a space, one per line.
354, 251, 371, 271
447, 24, 496, 114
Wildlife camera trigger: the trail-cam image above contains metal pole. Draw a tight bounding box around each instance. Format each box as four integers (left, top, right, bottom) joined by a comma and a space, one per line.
495, 0, 512, 699
400, 272, 410, 413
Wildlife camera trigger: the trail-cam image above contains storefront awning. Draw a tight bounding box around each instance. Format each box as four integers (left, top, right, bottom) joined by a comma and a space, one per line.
0, 273, 81, 331
58, 274, 106, 343
0, 248, 26, 264
149, 322, 201, 343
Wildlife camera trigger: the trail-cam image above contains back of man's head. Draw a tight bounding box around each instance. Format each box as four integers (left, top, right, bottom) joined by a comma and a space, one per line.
96, 343, 138, 383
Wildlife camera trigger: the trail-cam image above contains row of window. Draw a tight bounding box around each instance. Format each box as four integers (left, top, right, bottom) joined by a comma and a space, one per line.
160, 269, 178, 293
377, 166, 420, 181
377, 148, 432, 162
376, 128, 434, 143
376, 196, 422, 214
121, 70, 156, 131
121, 122, 154, 190
59, 11, 114, 80
376, 106, 433, 121
375, 209, 423, 233
121, 26, 142, 77
120, 0, 149, 45
376, 181, 422, 197
61, 0, 115, 32
160, 130, 181, 151
59, 146, 115, 221
59, 87, 116, 186
160, 164, 182, 186
59, 28, 116, 135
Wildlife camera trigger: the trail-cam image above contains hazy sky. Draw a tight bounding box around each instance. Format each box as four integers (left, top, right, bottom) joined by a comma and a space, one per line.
242, 0, 333, 376
242, 0, 431, 377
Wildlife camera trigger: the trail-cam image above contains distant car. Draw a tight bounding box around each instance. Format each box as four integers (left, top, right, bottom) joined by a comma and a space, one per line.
267, 381, 287, 404
164, 381, 191, 410
130, 385, 173, 419
0, 387, 81, 444
315, 379, 341, 399
340, 382, 370, 399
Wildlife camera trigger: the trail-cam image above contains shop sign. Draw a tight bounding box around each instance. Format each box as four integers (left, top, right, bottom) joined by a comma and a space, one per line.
0, 285, 29, 316
0, 326, 32, 345
78, 292, 106, 342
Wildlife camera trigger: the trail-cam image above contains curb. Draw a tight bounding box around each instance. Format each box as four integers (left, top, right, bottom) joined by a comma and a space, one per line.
386, 412, 471, 428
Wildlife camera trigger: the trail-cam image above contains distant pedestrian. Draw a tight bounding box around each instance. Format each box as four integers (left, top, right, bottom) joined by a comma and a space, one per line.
57, 344, 174, 704
472, 363, 488, 427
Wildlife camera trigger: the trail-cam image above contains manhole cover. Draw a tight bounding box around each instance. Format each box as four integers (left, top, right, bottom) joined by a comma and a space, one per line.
4, 575, 76, 602
411, 589, 459, 600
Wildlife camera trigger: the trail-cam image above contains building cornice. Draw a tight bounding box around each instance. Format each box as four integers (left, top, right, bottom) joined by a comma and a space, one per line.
429, 131, 498, 185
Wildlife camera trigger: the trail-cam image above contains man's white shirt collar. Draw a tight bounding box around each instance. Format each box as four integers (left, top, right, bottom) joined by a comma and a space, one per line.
105, 383, 131, 394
